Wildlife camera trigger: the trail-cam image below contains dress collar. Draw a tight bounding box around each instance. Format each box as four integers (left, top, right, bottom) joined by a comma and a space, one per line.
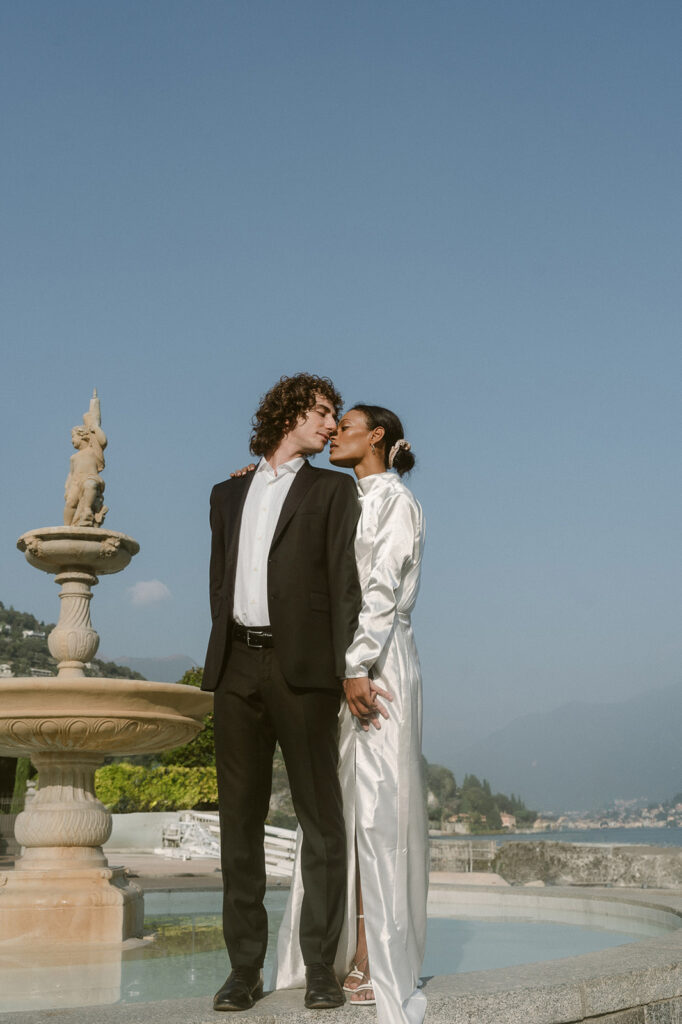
357, 470, 391, 495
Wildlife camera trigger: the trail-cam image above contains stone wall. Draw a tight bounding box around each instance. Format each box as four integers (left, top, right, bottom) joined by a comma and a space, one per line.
494, 840, 682, 888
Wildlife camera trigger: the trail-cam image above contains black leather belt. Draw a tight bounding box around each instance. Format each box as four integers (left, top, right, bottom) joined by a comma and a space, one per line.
233, 623, 274, 648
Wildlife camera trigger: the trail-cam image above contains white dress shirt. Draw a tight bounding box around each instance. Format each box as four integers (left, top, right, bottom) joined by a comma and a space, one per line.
233, 456, 305, 627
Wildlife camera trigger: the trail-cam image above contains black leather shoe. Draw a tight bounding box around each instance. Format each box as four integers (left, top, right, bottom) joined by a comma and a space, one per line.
304, 963, 345, 1009
213, 967, 263, 1011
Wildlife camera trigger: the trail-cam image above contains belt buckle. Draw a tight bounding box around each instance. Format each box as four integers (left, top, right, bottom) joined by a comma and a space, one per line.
246, 630, 262, 648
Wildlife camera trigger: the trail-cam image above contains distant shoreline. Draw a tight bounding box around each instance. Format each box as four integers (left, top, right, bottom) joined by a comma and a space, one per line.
433, 826, 682, 847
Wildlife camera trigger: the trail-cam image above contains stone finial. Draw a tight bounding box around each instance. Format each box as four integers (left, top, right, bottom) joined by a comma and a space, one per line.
63, 389, 108, 527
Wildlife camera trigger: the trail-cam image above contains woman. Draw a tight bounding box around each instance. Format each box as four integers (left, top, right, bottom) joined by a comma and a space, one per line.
274, 404, 428, 1024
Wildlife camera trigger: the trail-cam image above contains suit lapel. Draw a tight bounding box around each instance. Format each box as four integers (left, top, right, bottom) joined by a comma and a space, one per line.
225, 470, 257, 576
271, 461, 317, 550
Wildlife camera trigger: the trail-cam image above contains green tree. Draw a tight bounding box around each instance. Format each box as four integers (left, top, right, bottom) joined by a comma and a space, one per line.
424, 761, 458, 819
459, 775, 502, 831
494, 790, 537, 826
425, 762, 457, 804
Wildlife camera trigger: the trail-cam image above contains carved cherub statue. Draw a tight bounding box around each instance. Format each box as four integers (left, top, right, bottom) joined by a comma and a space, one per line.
63, 390, 109, 527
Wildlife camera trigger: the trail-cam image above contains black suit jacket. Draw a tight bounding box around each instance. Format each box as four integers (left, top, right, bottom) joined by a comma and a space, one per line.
202, 461, 361, 692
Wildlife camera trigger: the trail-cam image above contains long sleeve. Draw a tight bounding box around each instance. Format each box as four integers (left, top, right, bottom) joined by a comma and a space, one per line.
344, 491, 418, 679
326, 474, 362, 679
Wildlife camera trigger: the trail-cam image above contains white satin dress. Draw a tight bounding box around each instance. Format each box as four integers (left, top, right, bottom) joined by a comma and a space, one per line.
274, 471, 429, 1024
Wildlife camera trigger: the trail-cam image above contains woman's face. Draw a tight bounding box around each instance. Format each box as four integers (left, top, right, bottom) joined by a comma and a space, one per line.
329, 408, 372, 467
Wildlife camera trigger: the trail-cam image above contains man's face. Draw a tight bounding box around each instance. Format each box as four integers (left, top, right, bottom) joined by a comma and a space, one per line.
285, 393, 337, 455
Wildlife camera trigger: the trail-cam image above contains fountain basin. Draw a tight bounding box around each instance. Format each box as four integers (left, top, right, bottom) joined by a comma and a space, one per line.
17, 527, 140, 575
3, 884, 682, 1020
0, 678, 212, 756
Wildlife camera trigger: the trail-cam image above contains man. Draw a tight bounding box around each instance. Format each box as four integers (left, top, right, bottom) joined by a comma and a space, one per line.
202, 373, 361, 1012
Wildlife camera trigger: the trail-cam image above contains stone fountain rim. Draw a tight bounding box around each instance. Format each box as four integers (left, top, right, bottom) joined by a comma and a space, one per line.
0, 677, 213, 721
0, 678, 213, 757
0, 677, 211, 702
17, 526, 140, 553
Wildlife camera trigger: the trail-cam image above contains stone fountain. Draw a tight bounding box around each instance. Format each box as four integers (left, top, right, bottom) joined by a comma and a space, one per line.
0, 392, 212, 945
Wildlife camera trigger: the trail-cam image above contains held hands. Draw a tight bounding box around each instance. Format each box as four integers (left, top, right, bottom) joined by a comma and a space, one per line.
343, 677, 393, 731
230, 463, 256, 478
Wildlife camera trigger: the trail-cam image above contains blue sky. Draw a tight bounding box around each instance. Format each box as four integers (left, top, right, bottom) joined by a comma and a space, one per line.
1, 1, 680, 773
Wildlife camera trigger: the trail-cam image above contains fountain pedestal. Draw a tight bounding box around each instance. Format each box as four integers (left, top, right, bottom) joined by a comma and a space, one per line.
1, 750, 139, 944
0, 754, 140, 945
0, 678, 212, 944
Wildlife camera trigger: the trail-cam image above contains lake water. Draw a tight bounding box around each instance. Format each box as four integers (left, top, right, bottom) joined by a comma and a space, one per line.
441, 827, 682, 847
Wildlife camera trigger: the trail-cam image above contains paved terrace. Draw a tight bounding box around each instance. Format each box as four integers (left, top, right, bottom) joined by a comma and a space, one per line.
2, 854, 682, 1024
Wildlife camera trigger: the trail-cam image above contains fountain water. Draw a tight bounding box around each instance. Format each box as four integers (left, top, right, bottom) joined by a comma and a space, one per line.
0, 392, 212, 944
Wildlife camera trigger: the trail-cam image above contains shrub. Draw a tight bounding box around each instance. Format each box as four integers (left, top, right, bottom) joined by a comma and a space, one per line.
95, 762, 218, 812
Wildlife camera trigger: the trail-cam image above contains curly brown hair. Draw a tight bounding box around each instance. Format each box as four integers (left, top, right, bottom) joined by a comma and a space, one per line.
249, 373, 343, 456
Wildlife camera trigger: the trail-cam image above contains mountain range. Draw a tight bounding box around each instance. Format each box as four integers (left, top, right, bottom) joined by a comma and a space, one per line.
453, 680, 682, 813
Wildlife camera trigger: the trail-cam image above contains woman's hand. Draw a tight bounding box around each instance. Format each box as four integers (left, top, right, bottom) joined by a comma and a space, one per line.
343, 677, 393, 731
230, 463, 256, 478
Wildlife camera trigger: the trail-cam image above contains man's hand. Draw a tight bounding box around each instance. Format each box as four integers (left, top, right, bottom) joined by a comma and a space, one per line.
343, 677, 392, 731
230, 463, 256, 478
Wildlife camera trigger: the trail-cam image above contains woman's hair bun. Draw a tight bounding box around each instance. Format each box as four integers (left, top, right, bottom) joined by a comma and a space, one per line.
390, 443, 415, 477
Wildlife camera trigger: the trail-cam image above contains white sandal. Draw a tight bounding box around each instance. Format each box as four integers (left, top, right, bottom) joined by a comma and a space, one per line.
343, 950, 369, 992
349, 978, 376, 1006
342, 964, 366, 992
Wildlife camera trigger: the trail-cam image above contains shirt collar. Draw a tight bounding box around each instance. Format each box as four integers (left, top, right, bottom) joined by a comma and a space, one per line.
258, 455, 306, 480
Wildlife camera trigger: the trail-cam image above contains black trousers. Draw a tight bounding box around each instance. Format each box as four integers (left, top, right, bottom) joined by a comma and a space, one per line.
213, 639, 346, 968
